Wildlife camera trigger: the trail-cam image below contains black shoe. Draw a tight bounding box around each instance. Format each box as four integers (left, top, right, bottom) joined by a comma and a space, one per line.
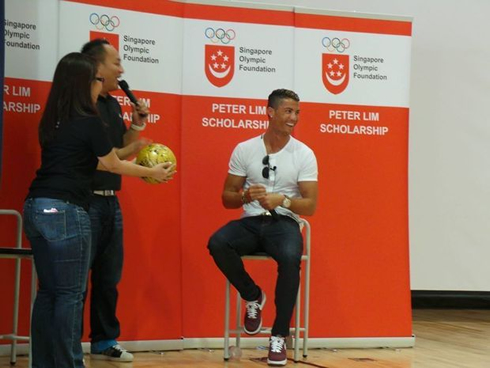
90, 344, 134, 362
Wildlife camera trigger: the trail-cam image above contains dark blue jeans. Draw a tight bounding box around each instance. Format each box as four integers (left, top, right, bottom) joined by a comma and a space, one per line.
87, 195, 123, 352
23, 198, 91, 368
208, 215, 303, 336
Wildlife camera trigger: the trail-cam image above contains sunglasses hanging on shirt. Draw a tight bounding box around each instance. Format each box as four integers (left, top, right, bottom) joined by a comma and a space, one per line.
262, 155, 277, 179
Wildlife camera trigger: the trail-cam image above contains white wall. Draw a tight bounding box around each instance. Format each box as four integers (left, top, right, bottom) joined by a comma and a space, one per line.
229, 0, 490, 291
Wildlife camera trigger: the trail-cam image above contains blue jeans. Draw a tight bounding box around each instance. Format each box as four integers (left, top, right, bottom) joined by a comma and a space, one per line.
87, 195, 123, 352
208, 215, 303, 336
23, 198, 91, 368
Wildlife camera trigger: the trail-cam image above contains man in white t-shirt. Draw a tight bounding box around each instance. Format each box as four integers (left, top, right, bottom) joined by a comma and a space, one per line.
208, 89, 318, 366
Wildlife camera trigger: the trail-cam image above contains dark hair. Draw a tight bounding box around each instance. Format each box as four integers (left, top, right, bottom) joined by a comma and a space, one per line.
39, 52, 99, 147
81, 38, 110, 63
267, 89, 300, 109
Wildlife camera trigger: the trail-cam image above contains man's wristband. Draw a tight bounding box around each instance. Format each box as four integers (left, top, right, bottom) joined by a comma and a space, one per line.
130, 122, 146, 131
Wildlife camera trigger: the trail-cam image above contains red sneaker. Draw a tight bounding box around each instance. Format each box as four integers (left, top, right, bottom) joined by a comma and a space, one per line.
243, 290, 266, 335
267, 335, 287, 366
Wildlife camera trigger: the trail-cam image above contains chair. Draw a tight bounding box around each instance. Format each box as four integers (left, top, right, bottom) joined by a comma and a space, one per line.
223, 218, 311, 362
0, 209, 36, 366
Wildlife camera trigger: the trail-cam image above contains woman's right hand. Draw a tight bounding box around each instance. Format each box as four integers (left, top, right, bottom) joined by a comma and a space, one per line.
150, 162, 176, 183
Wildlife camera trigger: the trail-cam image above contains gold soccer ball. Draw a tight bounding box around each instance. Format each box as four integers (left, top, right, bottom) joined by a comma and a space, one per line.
135, 143, 177, 184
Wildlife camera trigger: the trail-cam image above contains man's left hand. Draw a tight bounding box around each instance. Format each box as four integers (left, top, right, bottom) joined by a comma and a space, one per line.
132, 99, 150, 126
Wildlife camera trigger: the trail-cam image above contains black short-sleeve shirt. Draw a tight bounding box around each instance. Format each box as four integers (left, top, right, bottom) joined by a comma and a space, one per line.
28, 115, 113, 210
92, 94, 127, 191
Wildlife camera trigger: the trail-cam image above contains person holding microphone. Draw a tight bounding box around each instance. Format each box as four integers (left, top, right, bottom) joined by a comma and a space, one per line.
81, 38, 154, 362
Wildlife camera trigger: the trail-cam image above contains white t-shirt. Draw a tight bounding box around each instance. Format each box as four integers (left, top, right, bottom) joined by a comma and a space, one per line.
228, 134, 318, 221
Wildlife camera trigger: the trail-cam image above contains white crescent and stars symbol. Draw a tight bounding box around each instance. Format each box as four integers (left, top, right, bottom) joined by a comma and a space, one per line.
327, 58, 345, 79
208, 48, 232, 79
210, 50, 230, 71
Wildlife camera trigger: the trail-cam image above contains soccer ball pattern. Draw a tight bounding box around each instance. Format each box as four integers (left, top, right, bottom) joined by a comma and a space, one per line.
135, 143, 177, 184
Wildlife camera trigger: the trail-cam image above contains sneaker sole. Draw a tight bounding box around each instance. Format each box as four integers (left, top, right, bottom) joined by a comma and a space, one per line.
243, 292, 267, 335
267, 358, 287, 366
90, 354, 133, 362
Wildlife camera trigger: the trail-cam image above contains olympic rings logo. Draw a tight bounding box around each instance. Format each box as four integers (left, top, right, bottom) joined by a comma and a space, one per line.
322, 37, 350, 53
205, 27, 236, 44
89, 13, 120, 32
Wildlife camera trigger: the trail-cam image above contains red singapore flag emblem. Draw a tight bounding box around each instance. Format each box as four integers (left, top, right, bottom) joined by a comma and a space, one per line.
322, 53, 349, 95
205, 45, 235, 88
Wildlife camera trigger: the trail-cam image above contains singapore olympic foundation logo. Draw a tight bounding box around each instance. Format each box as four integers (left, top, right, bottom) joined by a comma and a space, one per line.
322, 37, 350, 95
204, 27, 236, 88
89, 13, 120, 32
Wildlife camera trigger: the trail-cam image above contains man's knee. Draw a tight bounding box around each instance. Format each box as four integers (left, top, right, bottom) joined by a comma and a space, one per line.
207, 232, 227, 255
276, 249, 302, 268
92, 271, 122, 288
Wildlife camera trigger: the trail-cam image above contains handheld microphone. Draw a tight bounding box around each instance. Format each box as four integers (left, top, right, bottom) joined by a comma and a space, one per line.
118, 80, 148, 118
268, 167, 278, 219
269, 209, 280, 220
263, 166, 278, 219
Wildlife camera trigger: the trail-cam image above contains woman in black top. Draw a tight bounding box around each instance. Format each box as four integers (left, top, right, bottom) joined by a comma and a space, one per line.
23, 52, 174, 368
